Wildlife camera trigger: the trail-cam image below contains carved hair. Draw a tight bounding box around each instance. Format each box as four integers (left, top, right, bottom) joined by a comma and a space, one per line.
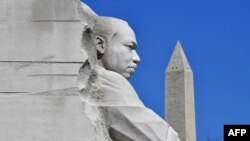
80, 2, 129, 68
93, 16, 128, 44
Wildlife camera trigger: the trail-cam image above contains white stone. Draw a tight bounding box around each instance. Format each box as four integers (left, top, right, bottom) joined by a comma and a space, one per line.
78, 6, 181, 139
0, 0, 86, 94
165, 41, 196, 141
0, 0, 181, 140
0, 91, 97, 141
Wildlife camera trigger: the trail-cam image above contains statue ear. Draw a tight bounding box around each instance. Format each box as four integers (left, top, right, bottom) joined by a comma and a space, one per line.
95, 35, 106, 55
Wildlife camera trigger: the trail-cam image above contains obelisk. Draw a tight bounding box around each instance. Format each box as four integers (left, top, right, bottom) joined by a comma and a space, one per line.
165, 41, 196, 141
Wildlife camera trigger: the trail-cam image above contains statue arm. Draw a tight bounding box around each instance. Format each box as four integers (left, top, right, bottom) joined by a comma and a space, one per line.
107, 106, 180, 141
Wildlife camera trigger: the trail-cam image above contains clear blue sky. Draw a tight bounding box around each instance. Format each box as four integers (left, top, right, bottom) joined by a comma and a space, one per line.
83, 0, 250, 140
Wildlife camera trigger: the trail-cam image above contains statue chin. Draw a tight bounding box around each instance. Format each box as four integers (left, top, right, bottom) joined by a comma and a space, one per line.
121, 72, 132, 80
107, 69, 134, 80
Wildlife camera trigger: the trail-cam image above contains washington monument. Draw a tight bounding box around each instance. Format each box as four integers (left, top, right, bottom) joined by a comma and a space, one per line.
165, 41, 196, 141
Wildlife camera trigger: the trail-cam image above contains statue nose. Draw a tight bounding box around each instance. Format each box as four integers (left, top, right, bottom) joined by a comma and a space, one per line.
132, 50, 140, 64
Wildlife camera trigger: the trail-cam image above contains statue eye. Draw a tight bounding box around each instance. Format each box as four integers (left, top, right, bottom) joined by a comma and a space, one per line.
125, 42, 136, 50
124, 42, 137, 51
125, 44, 133, 50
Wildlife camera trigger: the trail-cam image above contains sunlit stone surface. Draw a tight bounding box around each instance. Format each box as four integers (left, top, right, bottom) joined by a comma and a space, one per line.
0, 0, 181, 140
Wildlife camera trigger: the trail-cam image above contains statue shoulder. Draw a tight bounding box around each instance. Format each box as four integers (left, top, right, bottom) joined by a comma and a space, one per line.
97, 67, 144, 106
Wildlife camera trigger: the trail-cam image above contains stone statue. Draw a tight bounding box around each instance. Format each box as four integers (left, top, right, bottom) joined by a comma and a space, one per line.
78, 2, 180, 141
0, 1, 180, 140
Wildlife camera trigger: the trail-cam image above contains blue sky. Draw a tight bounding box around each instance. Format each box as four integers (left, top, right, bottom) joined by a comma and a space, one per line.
83, 0, 250, 139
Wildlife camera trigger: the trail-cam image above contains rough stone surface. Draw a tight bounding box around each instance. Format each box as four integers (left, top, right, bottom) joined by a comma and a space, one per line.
79, 61, 180, 141
165, 41, 196, 141
0, 90, 97, 141
0, 0, 85, 94
78, 3, 181, 139
0, 62, 80, 94
0, 0, 84, 62
0, 0, 181, 140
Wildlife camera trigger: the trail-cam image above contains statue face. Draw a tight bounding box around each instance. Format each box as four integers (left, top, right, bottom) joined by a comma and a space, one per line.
101, 22, 140, 79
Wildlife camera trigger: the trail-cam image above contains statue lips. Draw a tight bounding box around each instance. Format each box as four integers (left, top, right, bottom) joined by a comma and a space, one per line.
128, 64, 137, 74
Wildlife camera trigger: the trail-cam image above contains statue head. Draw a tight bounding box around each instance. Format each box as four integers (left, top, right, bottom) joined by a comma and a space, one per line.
93, 16, 140, 79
